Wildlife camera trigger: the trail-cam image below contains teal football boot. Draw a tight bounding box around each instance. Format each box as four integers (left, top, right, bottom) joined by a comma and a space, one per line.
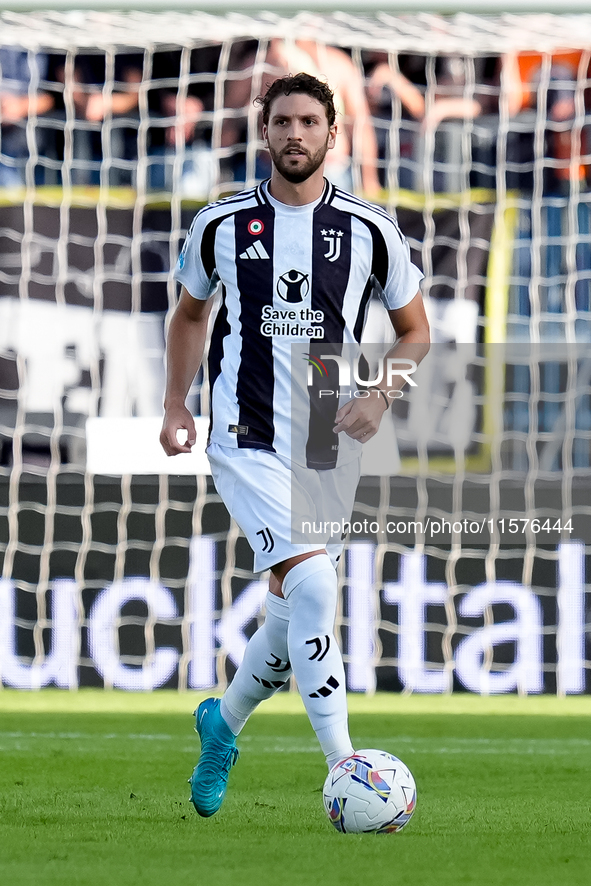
189, 698, 239, 817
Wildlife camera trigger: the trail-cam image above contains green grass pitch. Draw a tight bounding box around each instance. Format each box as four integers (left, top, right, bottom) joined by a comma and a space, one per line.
0, 691, 590, 886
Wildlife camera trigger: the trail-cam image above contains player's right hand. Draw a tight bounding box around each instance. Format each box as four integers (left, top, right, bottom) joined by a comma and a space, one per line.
160, 406, 197, 456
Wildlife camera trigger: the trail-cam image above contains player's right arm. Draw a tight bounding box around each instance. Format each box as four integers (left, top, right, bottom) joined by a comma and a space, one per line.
160, 286, 213, 456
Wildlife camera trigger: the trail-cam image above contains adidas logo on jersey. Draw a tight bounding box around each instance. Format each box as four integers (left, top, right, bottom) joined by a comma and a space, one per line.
239, 240, 270, 260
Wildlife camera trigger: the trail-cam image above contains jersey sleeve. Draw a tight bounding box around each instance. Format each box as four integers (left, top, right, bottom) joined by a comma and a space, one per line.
173, 209, 220, 300
375, 219, 423, 311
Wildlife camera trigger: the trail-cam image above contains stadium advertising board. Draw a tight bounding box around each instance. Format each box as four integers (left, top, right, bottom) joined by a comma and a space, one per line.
0, 539, 587, 694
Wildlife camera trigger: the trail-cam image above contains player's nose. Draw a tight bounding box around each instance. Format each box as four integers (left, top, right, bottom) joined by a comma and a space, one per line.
286, 122, 304, 140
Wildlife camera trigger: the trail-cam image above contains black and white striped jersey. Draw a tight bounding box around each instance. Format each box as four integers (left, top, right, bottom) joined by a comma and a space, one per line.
174, 179, 423, 468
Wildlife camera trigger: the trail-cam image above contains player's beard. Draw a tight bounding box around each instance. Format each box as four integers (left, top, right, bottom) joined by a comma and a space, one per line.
269, 137, 330, 184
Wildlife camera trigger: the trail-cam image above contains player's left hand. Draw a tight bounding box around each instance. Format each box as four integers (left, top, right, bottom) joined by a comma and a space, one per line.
333, 393, 388, 442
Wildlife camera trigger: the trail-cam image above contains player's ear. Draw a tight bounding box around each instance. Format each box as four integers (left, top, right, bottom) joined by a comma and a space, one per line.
262, 123, 269, 145
327, 124, 337, 150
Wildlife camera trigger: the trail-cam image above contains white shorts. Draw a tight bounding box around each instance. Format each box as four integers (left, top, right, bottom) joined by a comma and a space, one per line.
207, 442, 361, 573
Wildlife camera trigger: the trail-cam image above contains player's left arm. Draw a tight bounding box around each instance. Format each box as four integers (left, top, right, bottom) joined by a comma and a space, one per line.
333, 291, 430, 442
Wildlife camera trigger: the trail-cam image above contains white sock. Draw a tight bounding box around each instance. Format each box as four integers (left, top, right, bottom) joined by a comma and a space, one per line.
319, 723, 354, 770
220, 591, 291, 735
282, 556, 354, 768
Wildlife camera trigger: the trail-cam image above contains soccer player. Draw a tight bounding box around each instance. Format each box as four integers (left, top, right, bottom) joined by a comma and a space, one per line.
160, 73, 429, 817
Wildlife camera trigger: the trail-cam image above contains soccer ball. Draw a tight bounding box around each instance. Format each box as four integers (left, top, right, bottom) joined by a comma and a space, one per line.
322, 749, 417, 835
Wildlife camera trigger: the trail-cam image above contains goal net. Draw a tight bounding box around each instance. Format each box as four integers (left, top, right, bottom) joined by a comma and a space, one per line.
0, 10, 589, 694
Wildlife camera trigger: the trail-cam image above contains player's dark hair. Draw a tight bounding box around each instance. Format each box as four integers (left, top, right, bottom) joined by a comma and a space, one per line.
255, 73, 336, 127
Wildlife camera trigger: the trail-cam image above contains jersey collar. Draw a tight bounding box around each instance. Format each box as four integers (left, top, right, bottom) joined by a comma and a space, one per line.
257, 177, 335, 212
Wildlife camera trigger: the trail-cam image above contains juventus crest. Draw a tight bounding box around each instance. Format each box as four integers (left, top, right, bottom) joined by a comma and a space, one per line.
322, 229, 344, 262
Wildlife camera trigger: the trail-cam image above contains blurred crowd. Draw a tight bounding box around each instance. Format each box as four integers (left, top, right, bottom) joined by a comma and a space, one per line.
1, 40, 590, 197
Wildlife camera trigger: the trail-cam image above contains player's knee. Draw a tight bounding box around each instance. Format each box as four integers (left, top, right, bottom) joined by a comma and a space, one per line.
282, 553, 335, 598
282, 555, 337, 628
